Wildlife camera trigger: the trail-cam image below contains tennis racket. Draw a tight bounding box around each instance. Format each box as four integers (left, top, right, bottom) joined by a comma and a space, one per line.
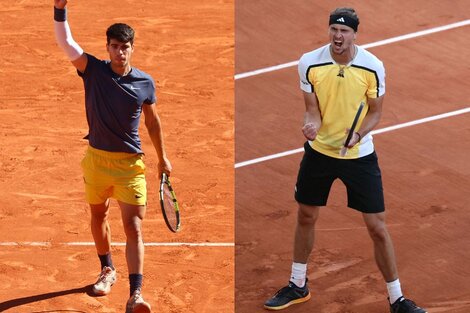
340, 102, 365, 157
159, 173, 181, 232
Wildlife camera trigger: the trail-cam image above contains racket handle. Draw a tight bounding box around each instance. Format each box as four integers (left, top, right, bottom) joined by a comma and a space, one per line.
339, 146, 348, 157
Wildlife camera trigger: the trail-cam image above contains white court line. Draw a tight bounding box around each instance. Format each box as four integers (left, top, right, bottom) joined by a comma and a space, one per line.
235, 19, 470, 80
0, 242, 234, 247
235, 107, 470, 168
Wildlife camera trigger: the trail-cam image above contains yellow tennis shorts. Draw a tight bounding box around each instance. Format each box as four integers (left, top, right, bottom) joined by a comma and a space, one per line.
80, 145, 147, 206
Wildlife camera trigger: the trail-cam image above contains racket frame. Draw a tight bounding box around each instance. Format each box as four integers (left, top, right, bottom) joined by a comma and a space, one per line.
340, 101, 365, 157
159, 173, 181, 232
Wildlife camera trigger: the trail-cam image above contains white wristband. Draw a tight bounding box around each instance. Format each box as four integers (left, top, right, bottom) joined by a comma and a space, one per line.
54, 20, 84, 61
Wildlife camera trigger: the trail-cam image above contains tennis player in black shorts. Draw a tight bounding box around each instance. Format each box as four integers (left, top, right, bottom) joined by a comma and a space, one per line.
264, 7, 427, 313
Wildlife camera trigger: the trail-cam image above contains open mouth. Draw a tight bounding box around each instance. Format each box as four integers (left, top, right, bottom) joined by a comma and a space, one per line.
334, 40, 343, 48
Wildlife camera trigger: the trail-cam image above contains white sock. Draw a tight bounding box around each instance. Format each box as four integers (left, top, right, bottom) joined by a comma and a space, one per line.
386, 279, 403, 304
290, 262, 307, 287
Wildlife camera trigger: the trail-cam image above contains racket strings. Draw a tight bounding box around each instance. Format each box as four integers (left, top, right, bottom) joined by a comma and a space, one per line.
162, 183, 178, 227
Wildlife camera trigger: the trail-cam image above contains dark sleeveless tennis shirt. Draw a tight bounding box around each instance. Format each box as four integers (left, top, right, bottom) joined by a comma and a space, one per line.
78, 53, 156, 154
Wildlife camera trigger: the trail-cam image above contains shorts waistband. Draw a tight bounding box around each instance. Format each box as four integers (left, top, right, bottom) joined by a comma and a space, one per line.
86, 145, 141, 160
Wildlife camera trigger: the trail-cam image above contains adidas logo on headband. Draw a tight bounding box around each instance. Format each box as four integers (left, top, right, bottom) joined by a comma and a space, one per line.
329, 14, 359, 32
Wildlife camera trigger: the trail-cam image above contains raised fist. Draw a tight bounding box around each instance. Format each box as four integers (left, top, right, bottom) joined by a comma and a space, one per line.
54, 0, 67, 9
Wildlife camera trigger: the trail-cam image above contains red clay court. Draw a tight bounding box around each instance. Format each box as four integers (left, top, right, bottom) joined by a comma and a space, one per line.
0, 0, 233, 312
236, 1, 470, 312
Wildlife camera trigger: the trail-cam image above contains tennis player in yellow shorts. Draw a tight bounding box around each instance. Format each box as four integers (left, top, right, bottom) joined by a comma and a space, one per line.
54, 0, 171, 312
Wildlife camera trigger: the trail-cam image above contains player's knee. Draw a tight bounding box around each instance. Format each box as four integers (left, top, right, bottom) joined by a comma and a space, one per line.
123, 218, 143, 240
367, 223, 388, 242
297, 206, 319, 226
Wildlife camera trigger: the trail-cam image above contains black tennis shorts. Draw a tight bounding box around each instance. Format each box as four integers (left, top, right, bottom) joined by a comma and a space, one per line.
294, 142, 385, 213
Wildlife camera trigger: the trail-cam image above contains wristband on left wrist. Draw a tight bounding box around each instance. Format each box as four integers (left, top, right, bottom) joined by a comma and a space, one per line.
355, 132, 362, 141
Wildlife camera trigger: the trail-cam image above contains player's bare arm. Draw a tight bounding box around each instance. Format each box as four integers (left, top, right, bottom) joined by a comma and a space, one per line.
143, 103, 172, 176
302, 91, 322, 141
347, 95, 384, 147
53, 0, 88, 73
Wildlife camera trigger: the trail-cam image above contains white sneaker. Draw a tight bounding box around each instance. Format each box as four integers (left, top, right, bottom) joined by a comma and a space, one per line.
92, 266, 116, 296
126, 289, 151, 313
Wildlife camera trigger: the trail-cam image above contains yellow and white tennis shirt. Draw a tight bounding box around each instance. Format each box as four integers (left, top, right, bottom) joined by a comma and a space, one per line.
298, 44, 385, 159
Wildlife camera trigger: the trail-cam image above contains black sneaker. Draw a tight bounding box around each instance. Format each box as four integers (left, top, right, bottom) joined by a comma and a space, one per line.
390, 296, 427, 313
264, 279, 311, 310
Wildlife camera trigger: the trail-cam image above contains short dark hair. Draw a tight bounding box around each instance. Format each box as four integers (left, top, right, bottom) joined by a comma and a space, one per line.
330, 7, 360, 27
106, 23, 135, 45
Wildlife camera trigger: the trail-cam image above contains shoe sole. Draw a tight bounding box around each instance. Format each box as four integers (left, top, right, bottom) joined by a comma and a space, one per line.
264, 292, 311, 311
132, 302, 151, 313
